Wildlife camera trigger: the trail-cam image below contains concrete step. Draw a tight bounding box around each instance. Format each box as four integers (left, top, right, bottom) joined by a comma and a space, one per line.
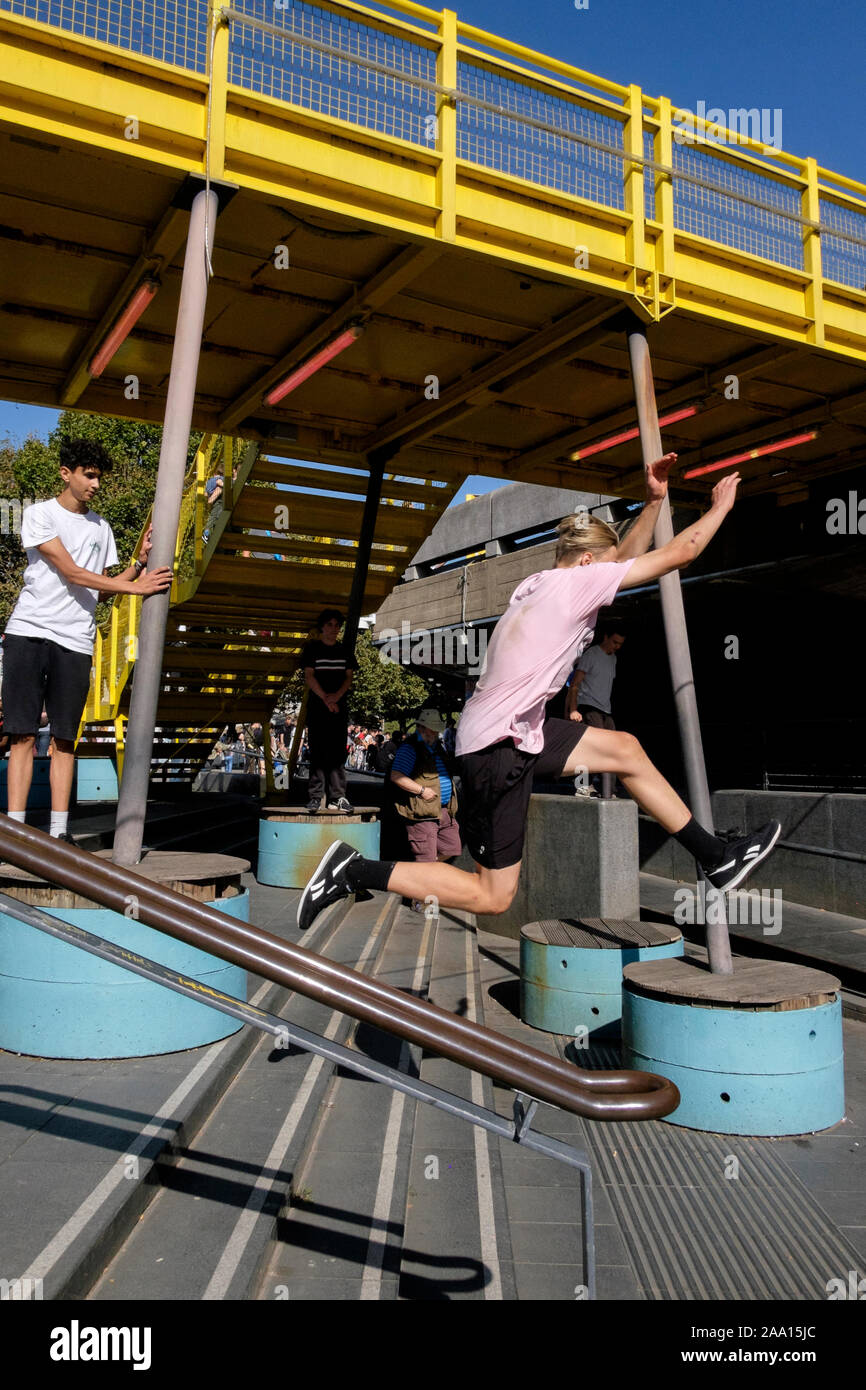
254, 900, 437, 1302
0, 888, 350, 1301
396, 909, 518, 1300
87, 890, 399, 1301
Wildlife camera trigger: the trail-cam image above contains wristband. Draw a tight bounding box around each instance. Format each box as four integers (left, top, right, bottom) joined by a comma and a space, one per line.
133, 558, 145, 573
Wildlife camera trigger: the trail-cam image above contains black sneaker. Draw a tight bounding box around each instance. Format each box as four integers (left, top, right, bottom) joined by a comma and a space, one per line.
297, 840, 360, 932
701, 820, 781, 893
326, 797, 354, 813
51, 832, 77, 846
305, 798, 321, 814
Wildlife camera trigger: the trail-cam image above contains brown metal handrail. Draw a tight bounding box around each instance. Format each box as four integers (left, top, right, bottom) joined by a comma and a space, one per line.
0, 820, 679, 1121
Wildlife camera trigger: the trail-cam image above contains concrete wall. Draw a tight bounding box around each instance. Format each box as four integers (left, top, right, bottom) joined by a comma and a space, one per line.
374, 540, 558, 635
468, 793, 640, 942
410, 482, 616, 569
639, 790, 866, 920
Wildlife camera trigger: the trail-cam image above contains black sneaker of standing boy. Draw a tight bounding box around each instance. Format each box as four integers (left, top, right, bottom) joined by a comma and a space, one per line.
297, 840, 360, 932
700, 820, 781, 893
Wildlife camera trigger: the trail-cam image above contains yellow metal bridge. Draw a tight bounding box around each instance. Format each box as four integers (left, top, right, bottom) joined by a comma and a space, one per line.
1, 0, 864, 774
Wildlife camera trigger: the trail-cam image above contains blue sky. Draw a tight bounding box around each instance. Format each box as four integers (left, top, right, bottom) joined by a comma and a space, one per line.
1, 0, 862, 505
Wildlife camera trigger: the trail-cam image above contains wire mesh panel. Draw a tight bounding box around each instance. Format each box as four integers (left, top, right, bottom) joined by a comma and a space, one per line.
819, 198, 866, 290
644, 128, 655, 222
0, 0, 209, 70
456, 63, 626, 209
672, 143, 803, 270
227, 0, 437, 145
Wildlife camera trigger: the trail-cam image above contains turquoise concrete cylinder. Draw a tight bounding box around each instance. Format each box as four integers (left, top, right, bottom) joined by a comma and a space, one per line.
257, 816, 380, 888
0, 757, 51, 810
521, 933, 683, 1038
76, 757, 119, 803
622, 986, 845, 1135
0, 890, 249, 1059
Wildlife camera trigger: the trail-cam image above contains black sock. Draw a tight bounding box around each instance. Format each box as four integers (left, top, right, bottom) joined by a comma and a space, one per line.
346, 857, 396, 893
674, 816, 726, 869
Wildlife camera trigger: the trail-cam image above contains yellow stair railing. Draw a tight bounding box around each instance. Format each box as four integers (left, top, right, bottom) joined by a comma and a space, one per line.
80, 432, 247, 731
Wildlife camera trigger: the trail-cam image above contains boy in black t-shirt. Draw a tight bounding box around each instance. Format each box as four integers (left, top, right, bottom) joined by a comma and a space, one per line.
300, 608, 358, 813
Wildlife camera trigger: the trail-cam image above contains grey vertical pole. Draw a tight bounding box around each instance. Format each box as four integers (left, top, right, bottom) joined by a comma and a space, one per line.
113, 188, 218, 866
626, 323, 732, 974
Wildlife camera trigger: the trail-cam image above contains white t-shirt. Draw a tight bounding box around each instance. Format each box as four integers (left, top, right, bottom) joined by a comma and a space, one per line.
6, 498, 118, 655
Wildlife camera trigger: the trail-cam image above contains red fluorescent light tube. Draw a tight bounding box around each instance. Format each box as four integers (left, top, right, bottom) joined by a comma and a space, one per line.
570, 405, 698, 461
683, 431, 817, 479
264, 325, 363, 407
88, 280, 159, 378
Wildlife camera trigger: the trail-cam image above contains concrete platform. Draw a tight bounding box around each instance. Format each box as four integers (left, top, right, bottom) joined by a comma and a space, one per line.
640, 870, 866, 995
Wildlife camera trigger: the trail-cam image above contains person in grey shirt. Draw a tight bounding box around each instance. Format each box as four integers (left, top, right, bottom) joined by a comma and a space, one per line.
566, 623, 625, 796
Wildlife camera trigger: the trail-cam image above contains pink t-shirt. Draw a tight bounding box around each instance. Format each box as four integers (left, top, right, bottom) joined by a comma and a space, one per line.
456, 559, 635, 756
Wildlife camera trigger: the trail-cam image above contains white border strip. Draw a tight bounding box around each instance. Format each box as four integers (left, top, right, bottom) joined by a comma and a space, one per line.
203, 896, 393, 1300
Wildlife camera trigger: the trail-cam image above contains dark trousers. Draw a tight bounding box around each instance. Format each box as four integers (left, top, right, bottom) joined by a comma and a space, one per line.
307, 716, 348, 804
578, 705, 616, 799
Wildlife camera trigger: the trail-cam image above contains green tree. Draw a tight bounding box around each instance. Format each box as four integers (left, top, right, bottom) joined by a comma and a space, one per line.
348, 630, 428, 726
0, 413, 201, 627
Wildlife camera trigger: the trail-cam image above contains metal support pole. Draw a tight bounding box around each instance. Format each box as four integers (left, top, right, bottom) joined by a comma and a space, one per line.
626, 323, 732, 974
113, 188, 218, 865
342, 456, 385, 655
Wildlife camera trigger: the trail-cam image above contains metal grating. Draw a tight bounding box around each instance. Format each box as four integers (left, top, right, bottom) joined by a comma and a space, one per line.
672, 143, 804, 269
457, 63, 626, 209
227, 0, 437, 145
820, 196, 866, 289
577, 1043, 861, 1300
0, 0, 208, 70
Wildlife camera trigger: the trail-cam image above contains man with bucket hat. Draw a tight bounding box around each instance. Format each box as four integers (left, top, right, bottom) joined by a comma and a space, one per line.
390, 708, 461, 868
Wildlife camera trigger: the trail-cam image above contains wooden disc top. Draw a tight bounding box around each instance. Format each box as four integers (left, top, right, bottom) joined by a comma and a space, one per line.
623, 956, 840, 1010
0, 848, 250, 905
260, 805, 378, 822
522, 918, 681, 949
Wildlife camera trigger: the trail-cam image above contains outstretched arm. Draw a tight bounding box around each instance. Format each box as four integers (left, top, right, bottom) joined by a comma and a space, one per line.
36, 537, 172, 599
616, 452, 676, 561
617, 473, 741, 590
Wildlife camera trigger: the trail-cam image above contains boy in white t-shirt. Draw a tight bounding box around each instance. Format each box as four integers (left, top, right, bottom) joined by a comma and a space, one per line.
2, 437, 172, 839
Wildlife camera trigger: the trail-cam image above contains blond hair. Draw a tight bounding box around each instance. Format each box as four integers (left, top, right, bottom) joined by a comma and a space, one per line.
555, 510, 620, 564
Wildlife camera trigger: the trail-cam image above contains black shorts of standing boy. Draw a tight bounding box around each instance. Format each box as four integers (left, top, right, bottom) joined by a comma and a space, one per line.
2, 635, 92, 743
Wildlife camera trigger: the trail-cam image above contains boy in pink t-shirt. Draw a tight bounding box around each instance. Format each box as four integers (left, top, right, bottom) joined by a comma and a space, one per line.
298, 456, 781, 931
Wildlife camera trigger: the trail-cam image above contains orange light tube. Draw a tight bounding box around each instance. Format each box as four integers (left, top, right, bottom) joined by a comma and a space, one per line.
264, 326, 363, 407
88, 281, 159, 378
570, 405, 698, 461
683, 431, 818, 479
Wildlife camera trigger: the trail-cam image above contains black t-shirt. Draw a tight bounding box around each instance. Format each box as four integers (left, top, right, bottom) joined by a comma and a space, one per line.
301, 639, 357, 716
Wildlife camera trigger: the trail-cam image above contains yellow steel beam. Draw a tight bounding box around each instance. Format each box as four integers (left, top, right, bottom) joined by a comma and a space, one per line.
218, 241, 442, 430
60, 204, 191, 406
361, 301, 622, 455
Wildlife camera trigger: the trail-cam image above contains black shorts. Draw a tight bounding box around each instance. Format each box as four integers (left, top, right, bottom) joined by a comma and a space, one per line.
458, 716, 587, 871
1, 635, 92, 743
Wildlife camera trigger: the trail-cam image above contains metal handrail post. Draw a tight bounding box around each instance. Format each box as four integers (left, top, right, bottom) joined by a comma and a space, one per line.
626, 320, 732, 975
113, 186, 219, 866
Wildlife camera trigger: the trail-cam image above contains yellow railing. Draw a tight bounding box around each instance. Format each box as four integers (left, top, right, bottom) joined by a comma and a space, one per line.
81, 432, 248, 728
1, 0, 864, 354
